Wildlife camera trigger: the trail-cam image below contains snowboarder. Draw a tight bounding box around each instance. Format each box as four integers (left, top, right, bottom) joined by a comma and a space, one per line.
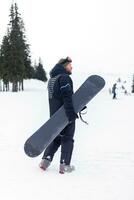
39, 57, 78, 173
112, 83, 117, 99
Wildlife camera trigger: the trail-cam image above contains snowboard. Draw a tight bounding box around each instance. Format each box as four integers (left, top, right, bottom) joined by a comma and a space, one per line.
24, 75, 105, 157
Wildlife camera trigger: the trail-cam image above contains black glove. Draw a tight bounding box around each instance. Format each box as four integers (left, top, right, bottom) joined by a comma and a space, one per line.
67, 112, 79, 123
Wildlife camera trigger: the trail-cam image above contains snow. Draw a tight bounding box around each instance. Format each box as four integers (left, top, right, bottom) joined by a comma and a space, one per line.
0, 72, 134, 200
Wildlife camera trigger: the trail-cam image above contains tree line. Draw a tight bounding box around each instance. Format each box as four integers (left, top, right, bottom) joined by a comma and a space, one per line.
0, 3, 47, 92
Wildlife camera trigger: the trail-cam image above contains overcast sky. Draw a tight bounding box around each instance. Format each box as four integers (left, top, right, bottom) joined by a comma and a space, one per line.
0, 0, 134, 74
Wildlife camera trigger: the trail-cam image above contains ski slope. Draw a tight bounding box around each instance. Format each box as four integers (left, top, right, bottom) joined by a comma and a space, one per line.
0, 72, 134, 200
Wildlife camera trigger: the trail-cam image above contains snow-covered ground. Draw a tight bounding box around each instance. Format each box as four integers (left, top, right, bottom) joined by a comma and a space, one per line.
0, 72, 134, 200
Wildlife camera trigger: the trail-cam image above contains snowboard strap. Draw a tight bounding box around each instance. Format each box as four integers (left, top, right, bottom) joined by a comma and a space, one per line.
79, 106, 88, 125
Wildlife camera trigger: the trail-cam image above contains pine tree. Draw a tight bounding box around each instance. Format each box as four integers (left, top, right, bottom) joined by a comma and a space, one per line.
0, 31, 11, 91
35, 58, 47, 82
1, 3, 33, 92
9, 3, 27, 91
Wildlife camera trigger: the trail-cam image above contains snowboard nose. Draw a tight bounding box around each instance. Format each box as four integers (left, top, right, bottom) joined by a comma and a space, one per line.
24, 141, 40, 157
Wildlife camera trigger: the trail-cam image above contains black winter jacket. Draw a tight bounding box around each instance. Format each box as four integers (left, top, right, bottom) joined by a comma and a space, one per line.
48, 64, 77, 122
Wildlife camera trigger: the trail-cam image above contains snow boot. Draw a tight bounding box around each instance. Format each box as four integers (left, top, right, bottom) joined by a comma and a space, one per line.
59, 163, 75, 174
39, 158, 51, 170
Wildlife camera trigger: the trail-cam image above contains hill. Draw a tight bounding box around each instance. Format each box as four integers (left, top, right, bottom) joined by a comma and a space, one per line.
0, 73, 134, 200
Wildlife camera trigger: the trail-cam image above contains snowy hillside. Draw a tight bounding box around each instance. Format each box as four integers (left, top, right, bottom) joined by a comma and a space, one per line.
0, 72, 134, 200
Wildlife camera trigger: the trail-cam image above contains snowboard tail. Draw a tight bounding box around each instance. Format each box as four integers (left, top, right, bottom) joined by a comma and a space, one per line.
24, 75, 105, 157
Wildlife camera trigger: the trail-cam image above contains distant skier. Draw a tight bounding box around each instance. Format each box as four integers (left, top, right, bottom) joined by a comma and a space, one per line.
112, 83, 117, 99
39, 57, 78, 174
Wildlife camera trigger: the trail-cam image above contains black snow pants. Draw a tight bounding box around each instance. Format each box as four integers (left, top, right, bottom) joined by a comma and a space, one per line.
42, 122, 75, 165
113, 92, 116, 99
